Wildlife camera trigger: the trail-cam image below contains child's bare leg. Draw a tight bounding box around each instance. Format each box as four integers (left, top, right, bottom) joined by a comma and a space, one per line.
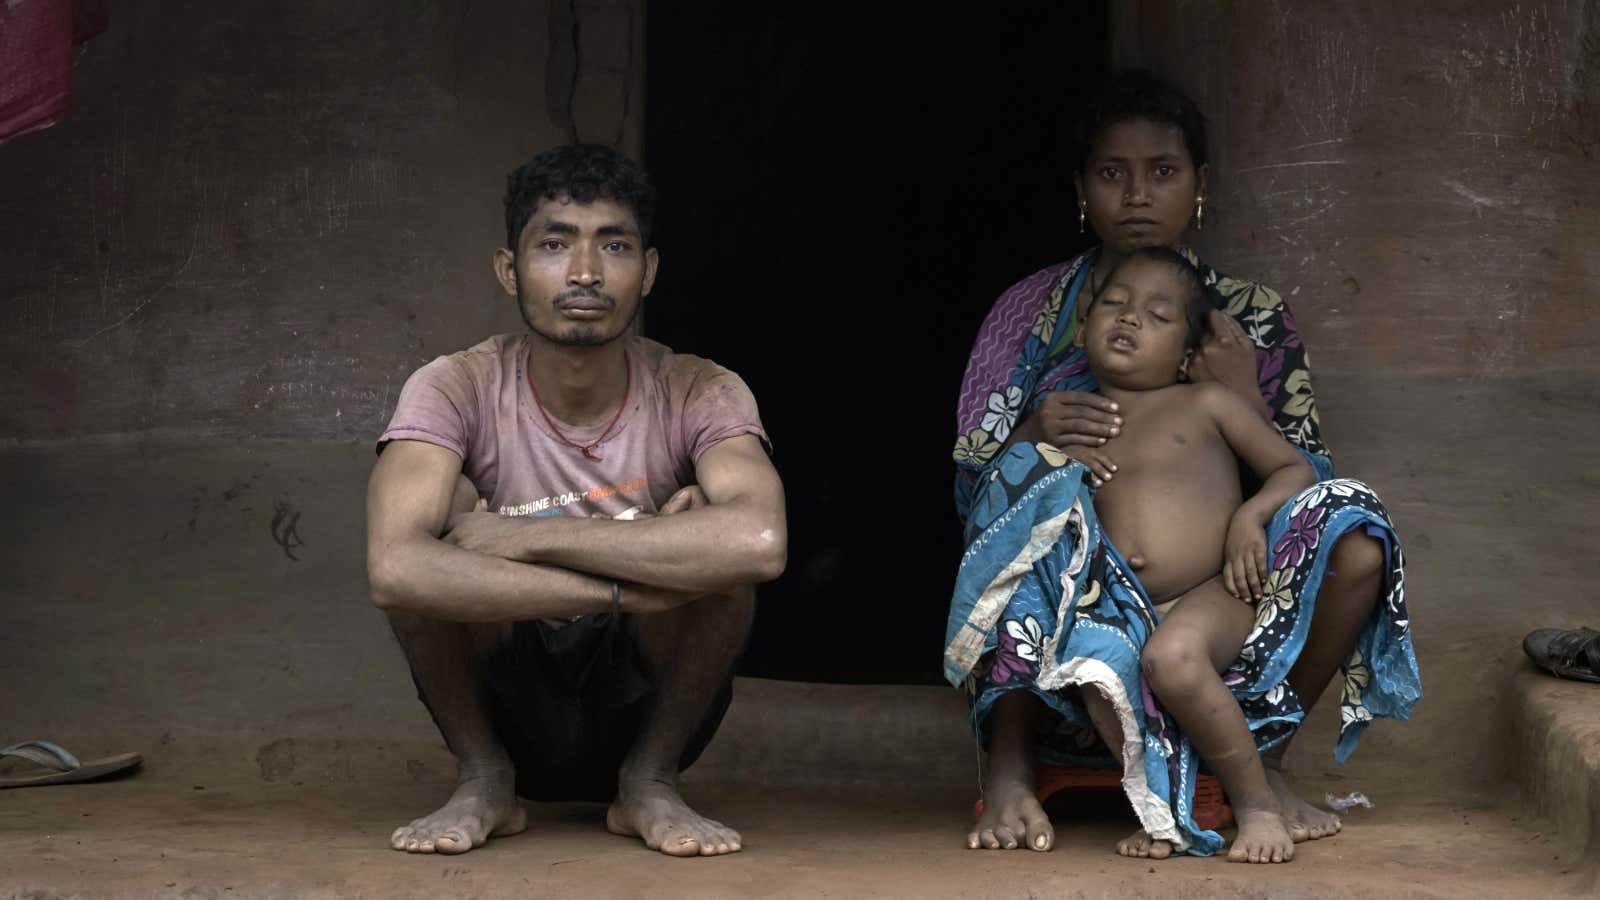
968, 690, 1054, 852
1140, 577, 1294, 864
1085, 686, 1172, 860
1083, 687, 1125, 755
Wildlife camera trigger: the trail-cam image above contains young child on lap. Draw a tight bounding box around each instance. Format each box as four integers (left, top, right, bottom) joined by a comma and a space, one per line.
1068, 247, 1316, 864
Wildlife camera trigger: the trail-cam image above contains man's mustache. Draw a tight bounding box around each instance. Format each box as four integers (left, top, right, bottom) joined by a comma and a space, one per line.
553, 287, 616, 308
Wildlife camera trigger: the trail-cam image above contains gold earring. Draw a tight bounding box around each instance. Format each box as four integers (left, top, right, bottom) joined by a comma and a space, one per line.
1079, 203, 1087, 234
1195, 196, 1205, 231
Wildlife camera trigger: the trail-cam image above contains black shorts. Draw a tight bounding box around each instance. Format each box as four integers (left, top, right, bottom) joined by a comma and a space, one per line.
479, 613, 733, 802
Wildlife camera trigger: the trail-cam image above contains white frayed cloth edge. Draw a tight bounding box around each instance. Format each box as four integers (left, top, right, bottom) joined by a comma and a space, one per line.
944, 503, 1078, 680
1035, 656, 1189, 852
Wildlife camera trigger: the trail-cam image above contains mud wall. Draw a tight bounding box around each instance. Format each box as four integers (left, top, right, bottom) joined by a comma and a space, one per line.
0, 0, 643, 442
1114, 0, 1600, 374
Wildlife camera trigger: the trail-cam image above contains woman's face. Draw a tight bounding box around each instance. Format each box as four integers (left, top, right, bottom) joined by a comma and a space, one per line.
1075, 118, 1207, 257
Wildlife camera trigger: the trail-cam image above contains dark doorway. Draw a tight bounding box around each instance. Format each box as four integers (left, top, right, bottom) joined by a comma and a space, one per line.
644, 6, 1110, 683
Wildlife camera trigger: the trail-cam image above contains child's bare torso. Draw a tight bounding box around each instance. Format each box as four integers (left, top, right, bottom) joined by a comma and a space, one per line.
1092, 383, 1243, 603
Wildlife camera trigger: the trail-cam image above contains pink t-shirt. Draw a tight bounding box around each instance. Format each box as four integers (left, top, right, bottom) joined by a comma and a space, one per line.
379, 333, 768, 519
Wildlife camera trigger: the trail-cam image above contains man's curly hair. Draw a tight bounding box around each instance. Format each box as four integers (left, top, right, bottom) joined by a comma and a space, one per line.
503, 143, 656, 250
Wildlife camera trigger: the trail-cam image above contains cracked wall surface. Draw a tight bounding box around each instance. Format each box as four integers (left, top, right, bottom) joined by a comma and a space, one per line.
0, 0, 644, 441
1115, 0, 1600, 375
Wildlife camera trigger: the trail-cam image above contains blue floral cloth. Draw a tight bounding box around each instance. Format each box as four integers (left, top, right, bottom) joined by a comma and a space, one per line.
943, 443, 1419, 854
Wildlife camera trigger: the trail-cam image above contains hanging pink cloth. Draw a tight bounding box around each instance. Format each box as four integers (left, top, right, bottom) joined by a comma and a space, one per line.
0, 0, 109, 144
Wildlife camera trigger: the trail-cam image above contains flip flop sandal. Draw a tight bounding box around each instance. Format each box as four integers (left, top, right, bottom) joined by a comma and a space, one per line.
0, 740, 143, 789
1523, 627, 1600, 684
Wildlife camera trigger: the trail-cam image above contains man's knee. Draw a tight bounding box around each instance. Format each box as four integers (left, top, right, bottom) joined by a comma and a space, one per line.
631, 586, 755, 651
707, 586, 757, 630
386, 608, 432, 639
704, 587, 758, 632
668, 585, 755, 620
1330, 532, 1385, 584
386, 609, 508, 655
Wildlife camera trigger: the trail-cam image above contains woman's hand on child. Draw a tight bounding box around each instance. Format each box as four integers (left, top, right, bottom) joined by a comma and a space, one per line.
1038, 390, 1123, 447
1224, 512, 1269, 602
1188, 311, 1257, 393
1062, 446, 1118, 487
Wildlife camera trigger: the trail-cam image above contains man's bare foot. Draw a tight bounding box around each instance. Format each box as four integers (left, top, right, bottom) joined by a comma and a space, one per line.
1226, 807, 1295, 863
1116, 829, 1172, 859
606, 779, 742, 857
1265, 768, 1342, 842
967, 775, 1053, 851
390, 772, 527, 854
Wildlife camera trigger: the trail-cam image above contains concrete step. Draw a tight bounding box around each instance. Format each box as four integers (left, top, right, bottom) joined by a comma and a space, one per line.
1510, 662, 1600, 860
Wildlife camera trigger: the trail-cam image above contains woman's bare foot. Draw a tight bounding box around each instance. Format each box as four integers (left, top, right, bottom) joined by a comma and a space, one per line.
606, 778, 742, 857
1226, 807, 1295, 863
1116, 829, 1172, 859
390, 772, 527, 854
1265, 768, 1342, 841
967, 775, 1053, 851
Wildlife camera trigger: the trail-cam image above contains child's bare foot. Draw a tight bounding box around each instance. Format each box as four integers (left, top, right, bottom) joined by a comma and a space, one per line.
1226, 807, 1295, 863
1265, 768, 1342, 841
1116, 830, 1172, 859
967, 774, 1053, 851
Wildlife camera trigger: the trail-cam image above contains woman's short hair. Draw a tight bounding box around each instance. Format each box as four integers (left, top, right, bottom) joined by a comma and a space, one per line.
1074, 69, 1209, 174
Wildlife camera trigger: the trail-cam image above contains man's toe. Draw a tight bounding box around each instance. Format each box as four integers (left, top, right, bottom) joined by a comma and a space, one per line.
660, 829, 701, 857
697, 830, 726, 856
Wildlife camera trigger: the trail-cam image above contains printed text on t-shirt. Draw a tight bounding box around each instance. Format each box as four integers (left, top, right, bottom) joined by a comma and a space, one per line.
497, 475, 648, 517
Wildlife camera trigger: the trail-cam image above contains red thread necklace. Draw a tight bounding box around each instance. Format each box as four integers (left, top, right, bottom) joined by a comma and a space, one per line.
526, 348, 631, 461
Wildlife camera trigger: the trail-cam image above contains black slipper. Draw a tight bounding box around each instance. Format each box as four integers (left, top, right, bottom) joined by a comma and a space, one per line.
1523, 627, 1600, 683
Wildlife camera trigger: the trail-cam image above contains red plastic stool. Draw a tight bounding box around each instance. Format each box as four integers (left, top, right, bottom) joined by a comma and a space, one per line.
974, 764, 1234, 831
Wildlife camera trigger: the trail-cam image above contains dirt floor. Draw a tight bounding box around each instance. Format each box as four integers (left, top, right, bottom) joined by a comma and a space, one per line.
3, 372, 1598, 897
1, 767, 1592, 899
